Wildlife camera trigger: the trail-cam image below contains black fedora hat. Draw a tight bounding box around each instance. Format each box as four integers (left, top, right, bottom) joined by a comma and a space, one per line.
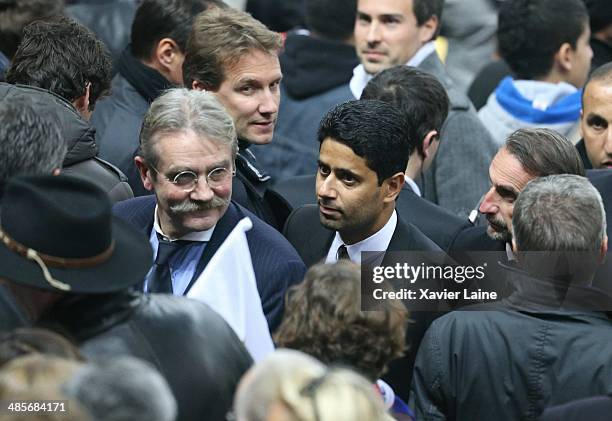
0, 175, 152, 293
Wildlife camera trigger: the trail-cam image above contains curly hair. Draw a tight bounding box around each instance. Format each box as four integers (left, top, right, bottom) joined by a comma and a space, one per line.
274, 261, 407, 382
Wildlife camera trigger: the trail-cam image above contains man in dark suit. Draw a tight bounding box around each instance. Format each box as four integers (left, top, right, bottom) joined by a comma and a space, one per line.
114, 88, 305, 332
284, 99, 441, 265
277, 66, 470, 252
283, 100, 442, 401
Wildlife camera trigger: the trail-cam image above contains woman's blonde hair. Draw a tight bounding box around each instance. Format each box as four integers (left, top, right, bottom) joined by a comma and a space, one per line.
235, 349, 392, 421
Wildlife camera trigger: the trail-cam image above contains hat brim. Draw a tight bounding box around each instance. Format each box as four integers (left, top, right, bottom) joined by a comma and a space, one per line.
0, 217, 153, 294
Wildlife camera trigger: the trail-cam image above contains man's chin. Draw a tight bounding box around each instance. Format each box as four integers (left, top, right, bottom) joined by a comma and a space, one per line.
485, 224, 511, 242
239, 128, 274, 145
362, 61, 390, 76
319, 214, 342, 231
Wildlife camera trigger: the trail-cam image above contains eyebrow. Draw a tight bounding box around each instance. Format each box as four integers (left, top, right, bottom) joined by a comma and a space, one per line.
167, 160, 231, 174
586, 113, 608, 125
237, 75, 283, 85
495, 184, 518, 199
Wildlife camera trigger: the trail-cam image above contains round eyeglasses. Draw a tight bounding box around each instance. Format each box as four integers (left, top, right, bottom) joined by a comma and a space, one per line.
150, 165, 235, 192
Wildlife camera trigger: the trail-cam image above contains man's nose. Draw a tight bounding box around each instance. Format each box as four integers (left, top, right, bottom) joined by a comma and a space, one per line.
479, 187, 499, 214
259, 88, 279, 115
367, 21, 381, 44
190, 177, 215, 202
317, 175, 338, 199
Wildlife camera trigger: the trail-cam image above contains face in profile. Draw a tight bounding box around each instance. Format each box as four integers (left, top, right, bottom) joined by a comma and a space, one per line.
212, 49, 282, 145
138, 130, 233, 239
479, 147, 534, 242
354, 0, 436, 75
581, 80, 612, 169
316, 138, 392, 245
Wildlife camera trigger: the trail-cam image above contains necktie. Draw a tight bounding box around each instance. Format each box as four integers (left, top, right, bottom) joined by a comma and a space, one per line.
148, 238, 191, 293
337, 244, 350, 261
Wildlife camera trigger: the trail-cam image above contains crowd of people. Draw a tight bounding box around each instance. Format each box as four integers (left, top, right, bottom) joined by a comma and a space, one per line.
0, 0, 612, 420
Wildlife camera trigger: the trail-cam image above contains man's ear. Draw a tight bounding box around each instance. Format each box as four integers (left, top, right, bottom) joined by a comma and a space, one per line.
511, 239, 519, 261
556, 42, 573, 73
599, 235, 608, 264
192, 80, 212, 91
383, 172, 405, 203
134, 156, 155, 192
418, 15, 439, 44
154, 38, 183, 85
72, 83, 91, 119
422, 130, 439, 159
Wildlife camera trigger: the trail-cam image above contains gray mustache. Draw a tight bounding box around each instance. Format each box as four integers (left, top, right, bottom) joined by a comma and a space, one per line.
170, 197, 229, 213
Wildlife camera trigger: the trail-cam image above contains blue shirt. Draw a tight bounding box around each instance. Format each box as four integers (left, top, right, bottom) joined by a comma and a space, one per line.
144, 207, 215, 295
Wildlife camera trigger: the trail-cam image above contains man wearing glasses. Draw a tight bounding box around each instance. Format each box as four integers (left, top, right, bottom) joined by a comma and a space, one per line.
114, 88, 306, 332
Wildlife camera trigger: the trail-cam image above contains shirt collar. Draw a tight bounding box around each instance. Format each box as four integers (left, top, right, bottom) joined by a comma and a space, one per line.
326, 210, 398, 263
153, 205, 215, 242
404, 177, 421, 197
349, 41, 437, 99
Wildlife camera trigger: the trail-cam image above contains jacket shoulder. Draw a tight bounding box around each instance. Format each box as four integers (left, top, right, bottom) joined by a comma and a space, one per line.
113, 195, 156, 231
283, 204, 332, 267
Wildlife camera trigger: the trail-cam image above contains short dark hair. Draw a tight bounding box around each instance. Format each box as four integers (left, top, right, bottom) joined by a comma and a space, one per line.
413, 0, 444, 38
304, 0, 356, 41
0, 0, 64, 59
497, 0, 589, 80
130, 0, 225, 61
362, 65, 449, 157
0, 96, 66, 188
6, 16, 112, 110
274, 261, 407, 381
318, 100, 412, 185
505, 128, 585, 177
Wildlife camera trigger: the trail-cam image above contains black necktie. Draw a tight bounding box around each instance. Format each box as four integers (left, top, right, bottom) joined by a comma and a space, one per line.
337, 244, 350, 261
148, 238, 191, 293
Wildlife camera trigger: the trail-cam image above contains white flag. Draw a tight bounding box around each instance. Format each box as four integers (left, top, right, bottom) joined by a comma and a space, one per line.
187, 217, 275, 362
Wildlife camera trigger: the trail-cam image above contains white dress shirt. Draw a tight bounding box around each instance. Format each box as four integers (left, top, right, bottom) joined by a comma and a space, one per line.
325, 210, 398, 263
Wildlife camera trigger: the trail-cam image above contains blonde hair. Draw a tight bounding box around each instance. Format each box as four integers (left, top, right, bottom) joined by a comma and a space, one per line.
235, 349, 392, 421
0, 354, 90, 420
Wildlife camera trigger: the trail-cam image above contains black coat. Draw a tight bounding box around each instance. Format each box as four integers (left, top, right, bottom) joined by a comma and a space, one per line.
411, 269, 612, 421
40, 291, 252, 421
0, 285, 28, 333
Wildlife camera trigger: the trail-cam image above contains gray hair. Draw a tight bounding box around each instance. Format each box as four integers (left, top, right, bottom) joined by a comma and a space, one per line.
63, 356, 177, 421
0, 96, 66, 186
139, 88, 237, 169
504, 128, 585, 178
513, 175, 607, 252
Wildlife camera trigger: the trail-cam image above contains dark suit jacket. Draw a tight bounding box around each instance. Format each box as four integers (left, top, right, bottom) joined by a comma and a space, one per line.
113, 196, 306, 331
283, 203, 443, 401
275, 174, 471, 252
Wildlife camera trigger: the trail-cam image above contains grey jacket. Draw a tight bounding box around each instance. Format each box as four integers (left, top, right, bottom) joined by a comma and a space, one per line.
418, 53, 497, 218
